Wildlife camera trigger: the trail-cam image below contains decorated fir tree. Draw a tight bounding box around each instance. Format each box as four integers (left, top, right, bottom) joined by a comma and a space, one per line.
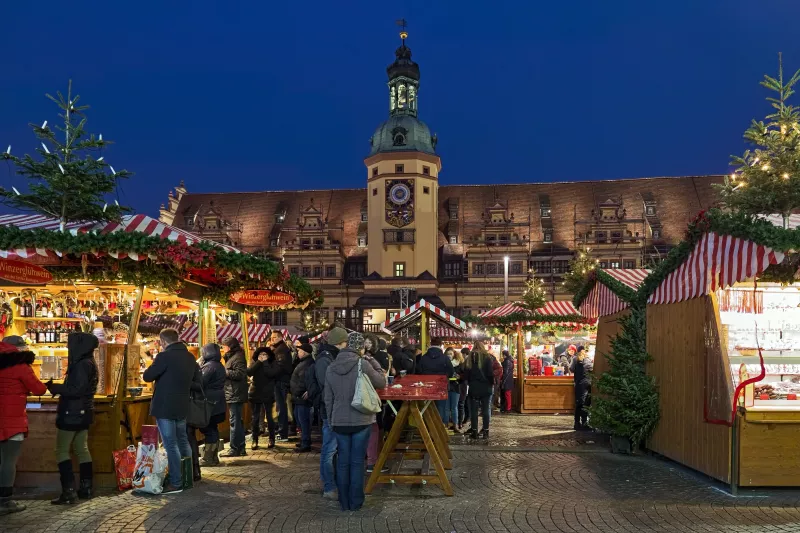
1, 80, 131, 230
520, 270, 547, 312
717, 54, 800, 227
563, 245, 597, 294
301, 309, 329, 335
589, 307, 659, 449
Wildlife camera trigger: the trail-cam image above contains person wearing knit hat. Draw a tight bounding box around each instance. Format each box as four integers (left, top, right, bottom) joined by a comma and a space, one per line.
314, 326, 348, 499
323, 329, 387, 511
326, 327, 349, 347
289, 343, 316, 452
2, 336, 26, 351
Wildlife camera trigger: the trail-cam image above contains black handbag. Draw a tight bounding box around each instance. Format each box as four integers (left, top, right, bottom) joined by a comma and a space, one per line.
187, 386, 212, 428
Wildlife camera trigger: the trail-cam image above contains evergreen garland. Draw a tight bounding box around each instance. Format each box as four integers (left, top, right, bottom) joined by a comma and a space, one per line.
589, 306, 659, 449
462, 312, 591, 327
573, 269, 639, 309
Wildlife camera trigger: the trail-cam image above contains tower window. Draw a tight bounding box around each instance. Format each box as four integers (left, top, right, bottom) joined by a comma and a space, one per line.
373, 188, 377, 196
646, 205, 656, 216
395, 164, 404, 173
361, 212, 368, 222
372, 167, 378, 177
423, 186, 430, 194
653, 229, 661, 239
543, 231, 552, 243
357, 237, 366, 247
394, 262, 405, 278
449, 236, 457, 244
423, 166, 430, 176
393, 133, 406, 146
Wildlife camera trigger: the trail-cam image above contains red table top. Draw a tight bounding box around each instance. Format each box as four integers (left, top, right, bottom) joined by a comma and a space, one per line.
378, 374, 448, 401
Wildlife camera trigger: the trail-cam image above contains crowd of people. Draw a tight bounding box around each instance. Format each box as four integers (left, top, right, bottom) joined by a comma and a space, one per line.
0, 324, 592, 515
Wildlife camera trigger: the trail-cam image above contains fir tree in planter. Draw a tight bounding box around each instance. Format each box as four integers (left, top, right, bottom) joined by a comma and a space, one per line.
589, 306, 659, 452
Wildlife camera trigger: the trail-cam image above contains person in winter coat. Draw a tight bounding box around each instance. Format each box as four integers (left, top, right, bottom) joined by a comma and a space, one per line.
570, 346, 593, 430
46, 332, 100, 504
270, 330, 294, 440
198, 343, 227, 466
314, 327, 347, 500
246, 346, 281, 450
0, 341, 47, 515
416, 338, 455, 425
465, 341, 495, 439
143, 329, 201, 494
289, 343, 315, 452
458, 347, 471, 427
324, 332, 387, 512
370, 336, 392, 375
220, 336, 248, 457
500, 351, 515, 413
364, 334, 390, 472
388, 336, 414, 375
185, 353, 204, 483
444, 348, 464, 433
491, 353, 503, 410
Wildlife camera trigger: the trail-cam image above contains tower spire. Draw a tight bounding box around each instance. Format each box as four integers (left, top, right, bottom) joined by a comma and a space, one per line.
396, 18, 408, 44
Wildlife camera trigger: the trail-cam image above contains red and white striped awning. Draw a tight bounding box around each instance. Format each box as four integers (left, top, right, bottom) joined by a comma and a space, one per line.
477, 302, 525, 318
0, 213, 240, 260
382, 298, 467, 335
579, 269, 650, 319
476, 300, 587, 327
179, 323, 272, 344
649, 232, 785, 305
430, 325, 468, 339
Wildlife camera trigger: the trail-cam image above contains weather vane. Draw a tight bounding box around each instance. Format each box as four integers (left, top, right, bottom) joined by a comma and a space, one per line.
396, 18, 408, 43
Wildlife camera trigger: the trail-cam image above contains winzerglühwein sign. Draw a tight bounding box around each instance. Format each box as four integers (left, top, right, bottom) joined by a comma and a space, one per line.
229, 290, 295, 307
0, 259, 53, 285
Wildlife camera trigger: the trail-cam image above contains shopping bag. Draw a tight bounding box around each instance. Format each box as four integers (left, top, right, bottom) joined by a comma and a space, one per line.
141, 425, 160, 446
181, 457, 193, 490
351, 358, 382, 414
112, 445, 137, 491
132, 442, 168, 494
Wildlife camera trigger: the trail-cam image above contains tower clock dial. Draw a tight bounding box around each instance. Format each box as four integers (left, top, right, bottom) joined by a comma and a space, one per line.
389, 183, 412, 205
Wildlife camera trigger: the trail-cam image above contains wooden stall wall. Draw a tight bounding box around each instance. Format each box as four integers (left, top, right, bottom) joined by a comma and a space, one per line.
646, 296, 732, 483
593, 309, 628, 385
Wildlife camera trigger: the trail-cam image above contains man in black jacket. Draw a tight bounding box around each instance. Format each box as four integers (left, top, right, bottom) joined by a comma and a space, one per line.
219, 337, 248, 457
247, 347, 282, 449
416, 337, 454, 426
388, 336, 414, 375
289, 344, 315, 452
269, 330, 294, 440
143, 329, 201, 494
313, 327, 347, 499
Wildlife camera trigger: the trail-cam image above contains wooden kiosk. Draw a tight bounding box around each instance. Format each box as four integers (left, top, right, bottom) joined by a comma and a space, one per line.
642, 212, 800, 490
0, 213, 319, 489
474, 301, 595, 414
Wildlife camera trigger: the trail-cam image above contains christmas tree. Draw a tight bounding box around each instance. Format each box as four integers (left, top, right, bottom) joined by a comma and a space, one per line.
301, 309, 329, 335
589, 307, 659, 449
563, 245, 597, 294
717, 54, 800, 227
520, 270, 547, 312
1, 80, 131, 230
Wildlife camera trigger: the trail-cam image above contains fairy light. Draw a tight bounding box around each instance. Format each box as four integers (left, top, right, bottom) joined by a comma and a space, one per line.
784, 173, 790, 180
730, 173, 737, 182
762, 164, 770, 171
41, 143, 49, 154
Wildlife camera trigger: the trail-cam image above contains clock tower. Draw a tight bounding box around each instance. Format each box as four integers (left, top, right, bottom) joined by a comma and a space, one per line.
364, 29, 441, 279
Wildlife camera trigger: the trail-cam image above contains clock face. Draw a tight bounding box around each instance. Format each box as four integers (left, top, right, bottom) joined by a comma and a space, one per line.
389, 183, 411, 205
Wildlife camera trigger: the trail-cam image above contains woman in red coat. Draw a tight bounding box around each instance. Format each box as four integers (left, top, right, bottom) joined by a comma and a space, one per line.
0, 341, 47, 515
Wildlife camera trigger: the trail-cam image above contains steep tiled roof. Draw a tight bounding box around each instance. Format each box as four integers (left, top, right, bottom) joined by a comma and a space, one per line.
164, 176, 723, 256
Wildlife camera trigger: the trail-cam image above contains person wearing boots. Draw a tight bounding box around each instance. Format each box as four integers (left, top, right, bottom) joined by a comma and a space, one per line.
269, 330, 294, 440
46, 332, 99, 505
570, 346, 593, 430
247, 347, 281, 450
219, 337, 248, 457
143, 328, 200, 494
186, 354, 204, 483
500, 350, 515, 413
465, 341, 495, 439
198, 343, 226, 467
0, 339, 47, 515
290, 343, 315, 453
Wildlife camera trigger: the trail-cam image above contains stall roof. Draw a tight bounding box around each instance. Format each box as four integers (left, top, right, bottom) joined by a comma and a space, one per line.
578, 269, 650, 319
180, 323, 272, 343
0, 213, 240, 260
478, 300, 579, 318
382, 298, 467, 335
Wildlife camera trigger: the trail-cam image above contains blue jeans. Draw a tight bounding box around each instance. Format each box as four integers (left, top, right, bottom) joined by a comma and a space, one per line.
435, 399, 448, 424
320, 419, 337, 493
228, 402, 245, 452
447, 391, 460, 426
294, 404, 311, 448
334, 427, 370, 511
156, 418, 192, 487
275, 383, 290, 438
469, 396, 492, 432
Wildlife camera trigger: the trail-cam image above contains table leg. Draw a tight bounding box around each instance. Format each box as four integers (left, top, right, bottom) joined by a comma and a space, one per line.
410, 401, 454, 496
365, 401, 409, 494
423, 403, 453, 468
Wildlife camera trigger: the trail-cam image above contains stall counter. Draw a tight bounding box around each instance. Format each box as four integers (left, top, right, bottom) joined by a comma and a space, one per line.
521, 376, 575, 414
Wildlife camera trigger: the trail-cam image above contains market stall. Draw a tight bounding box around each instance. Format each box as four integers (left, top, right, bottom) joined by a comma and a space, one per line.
473, 300, 595, 414
642, 210, 800, 489
381, 298, 468, 351
0, 213, 319, 489
575, 268, 649, 380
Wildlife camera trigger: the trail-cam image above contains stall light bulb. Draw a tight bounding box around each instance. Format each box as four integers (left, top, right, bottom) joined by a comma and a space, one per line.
58, 164, 65, 174
41, 143, 49, 154
753, 157, 760, 165
730, 173, 736, 181
762, 164, 770, 171
5, 145, 9, 155
12, 187, 20, 196
97, 156, 104, 162
109, 166, 116, 175
784, 173, 790, 179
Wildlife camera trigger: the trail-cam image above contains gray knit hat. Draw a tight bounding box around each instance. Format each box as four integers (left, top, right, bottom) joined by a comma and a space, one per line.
347, 331, 365, 352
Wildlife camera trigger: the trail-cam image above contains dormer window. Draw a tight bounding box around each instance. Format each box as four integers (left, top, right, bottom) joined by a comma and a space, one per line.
358, 237, 366, 247
184, 217, 194, 228
611, 231, 622, 244
543, 231, 553, 243
395, 164, 404, 173
646, 205, 656, 216
361, 212, 368, 222
652, 229, 661, 240
541, 207, 551, 218
449, 236, 457, 244
275, 213, 285, 223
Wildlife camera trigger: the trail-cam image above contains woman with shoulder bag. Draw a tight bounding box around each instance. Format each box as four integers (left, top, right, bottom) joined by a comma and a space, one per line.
465, 341, 495, 440
46, 333, 99, 505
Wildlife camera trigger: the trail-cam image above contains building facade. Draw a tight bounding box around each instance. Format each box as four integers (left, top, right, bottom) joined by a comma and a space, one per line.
158, 34, 723, 332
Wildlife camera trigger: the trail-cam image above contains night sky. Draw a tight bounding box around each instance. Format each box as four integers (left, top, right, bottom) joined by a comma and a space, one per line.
3, 0, 800, 216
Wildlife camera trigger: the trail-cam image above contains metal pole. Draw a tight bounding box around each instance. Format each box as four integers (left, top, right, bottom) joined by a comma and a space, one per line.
504, 256, 509, 304
730, 412, 739, 495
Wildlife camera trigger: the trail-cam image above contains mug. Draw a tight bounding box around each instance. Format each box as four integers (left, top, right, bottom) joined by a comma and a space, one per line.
399, 370, 407, 377
387, 375, 395, 385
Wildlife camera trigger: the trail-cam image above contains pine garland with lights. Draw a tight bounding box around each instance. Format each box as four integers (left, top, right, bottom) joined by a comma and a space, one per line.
716, 54, 800, 226
563, 245, 597, 295
0, 81, 132, 228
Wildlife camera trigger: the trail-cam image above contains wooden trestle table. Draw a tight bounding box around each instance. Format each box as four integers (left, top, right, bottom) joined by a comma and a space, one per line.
364, 374, 454, 496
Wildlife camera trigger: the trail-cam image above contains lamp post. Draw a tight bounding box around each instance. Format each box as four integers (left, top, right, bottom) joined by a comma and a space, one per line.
504, 256, 509, 304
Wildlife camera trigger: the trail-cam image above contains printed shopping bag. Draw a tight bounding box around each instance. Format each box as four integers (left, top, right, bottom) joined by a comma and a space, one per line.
112, 445, 137, 491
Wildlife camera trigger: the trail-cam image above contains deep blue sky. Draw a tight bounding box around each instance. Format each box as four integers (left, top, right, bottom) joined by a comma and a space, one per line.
3, 1, 800, 216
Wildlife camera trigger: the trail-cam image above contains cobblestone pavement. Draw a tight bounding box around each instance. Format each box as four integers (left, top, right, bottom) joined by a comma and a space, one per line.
4, 416, 800, 532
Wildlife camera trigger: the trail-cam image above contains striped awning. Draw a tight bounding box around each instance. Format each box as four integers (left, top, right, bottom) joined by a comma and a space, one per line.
430, 325, 468, 339
579, 269, 650, 319
179, 323, 272, 343
476, 300, 588, 327
382, 298, 467, 335
648, 232, 785, 305
0, 213, 240, 260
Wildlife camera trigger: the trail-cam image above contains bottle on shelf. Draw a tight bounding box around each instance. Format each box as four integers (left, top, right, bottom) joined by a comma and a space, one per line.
26, 299, 33, 318
34, 302, 42, 318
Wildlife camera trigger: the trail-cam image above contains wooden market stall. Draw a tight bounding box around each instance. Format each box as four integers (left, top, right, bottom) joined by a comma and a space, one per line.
0, 213, 319, 489
575, 268, 650, 380
474, 300, 595, 414
642, 211, 800, 490
381, 298, 468, 351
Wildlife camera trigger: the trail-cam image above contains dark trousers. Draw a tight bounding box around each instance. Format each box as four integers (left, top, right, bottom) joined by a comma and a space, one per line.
228, 402, 246, 452
199, 413, 226, 444
275, 383, 290, 438
294, 404, 311, 448
575, 384, 591, 428
186, 424, 200, 474
469, 395, 491, 432
250, 401, 275, 441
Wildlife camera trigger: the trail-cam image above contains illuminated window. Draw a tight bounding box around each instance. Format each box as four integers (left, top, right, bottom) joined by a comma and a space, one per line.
394, 262, 405, 277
